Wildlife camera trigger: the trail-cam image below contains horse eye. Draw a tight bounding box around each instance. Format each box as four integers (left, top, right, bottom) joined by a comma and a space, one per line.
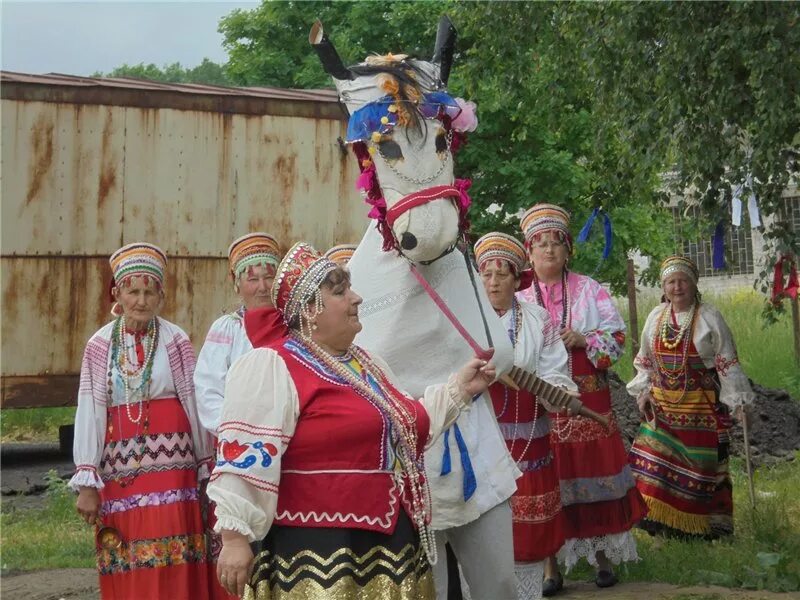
378, 139, 403, 160
435, 132, 448, 154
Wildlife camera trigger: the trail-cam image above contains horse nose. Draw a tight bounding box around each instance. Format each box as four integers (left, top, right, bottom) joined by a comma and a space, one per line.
400, 232, 418, 250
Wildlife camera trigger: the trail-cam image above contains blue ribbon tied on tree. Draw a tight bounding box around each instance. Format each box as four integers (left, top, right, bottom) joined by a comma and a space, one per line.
577, 207, 613, 260
440, 422, 477, 501
712, 220, 726, 270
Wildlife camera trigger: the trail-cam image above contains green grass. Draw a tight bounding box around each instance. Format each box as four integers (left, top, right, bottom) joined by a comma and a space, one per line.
0, 471, 94, 571
1, 461, 798, 592
614, 289, 800, 399
568, 455, 800, 592
0, 406, 76, 442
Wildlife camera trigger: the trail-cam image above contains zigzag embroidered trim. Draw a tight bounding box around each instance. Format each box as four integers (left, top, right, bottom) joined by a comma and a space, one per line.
218, 421, 291, 442
245, 546, 432, 599
275, 480, 399, 529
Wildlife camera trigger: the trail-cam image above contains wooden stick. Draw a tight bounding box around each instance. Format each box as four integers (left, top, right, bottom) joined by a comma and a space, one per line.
506, 367, 610, 427
742, 412, 757, 510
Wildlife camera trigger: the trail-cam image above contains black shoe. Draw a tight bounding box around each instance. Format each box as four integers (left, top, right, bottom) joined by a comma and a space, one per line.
595, 570, 618, 588
542, 572, 563, 597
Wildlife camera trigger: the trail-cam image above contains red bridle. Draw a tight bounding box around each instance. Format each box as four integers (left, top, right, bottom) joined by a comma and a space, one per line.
384, 184, 463, 229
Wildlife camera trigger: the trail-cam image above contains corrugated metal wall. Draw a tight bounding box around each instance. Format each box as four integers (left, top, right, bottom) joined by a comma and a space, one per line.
1, 94, 365, 407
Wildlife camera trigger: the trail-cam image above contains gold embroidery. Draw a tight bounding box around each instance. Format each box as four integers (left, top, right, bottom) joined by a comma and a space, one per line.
245, 543, 433, 599
244, 570, 434, 600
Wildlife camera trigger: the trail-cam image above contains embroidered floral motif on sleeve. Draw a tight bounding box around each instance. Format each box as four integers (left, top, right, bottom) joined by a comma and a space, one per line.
714, 354, 740, 376
585, 329, 625, 369
216, 439, 279, 469
212, 421, 285, 494
634, 355, 653, 369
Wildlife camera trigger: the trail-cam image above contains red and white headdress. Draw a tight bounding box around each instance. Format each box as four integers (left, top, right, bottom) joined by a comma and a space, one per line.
520, 203, 572, 250
473, 232, 527, 275
109, 242, 167, 288
272, 242, 338, 326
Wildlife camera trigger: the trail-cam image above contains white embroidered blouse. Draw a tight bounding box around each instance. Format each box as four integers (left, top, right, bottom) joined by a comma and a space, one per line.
627, 302, 756, 409
69, 317, 212, 491
206, 346, 469, 542
194, 309, 253, 435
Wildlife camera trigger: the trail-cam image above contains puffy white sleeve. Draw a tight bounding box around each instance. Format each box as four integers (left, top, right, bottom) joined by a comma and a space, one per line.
626, 306, 661, 399
699, 304, 757, 410
206, 348, 299, 542
519, 302, 576, 391
194, 315, 238, 435
69, 335, 108, 491
369, 353, 469, 450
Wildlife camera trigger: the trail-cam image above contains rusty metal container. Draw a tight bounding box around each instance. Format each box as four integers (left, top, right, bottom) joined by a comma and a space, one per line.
1, 72, 365, 408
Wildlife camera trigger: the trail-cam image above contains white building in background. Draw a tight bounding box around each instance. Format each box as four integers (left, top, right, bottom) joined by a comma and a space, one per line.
633, 188, 799, 295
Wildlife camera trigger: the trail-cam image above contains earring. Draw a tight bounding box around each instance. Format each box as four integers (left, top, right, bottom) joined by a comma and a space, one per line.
110, 302, 123, 317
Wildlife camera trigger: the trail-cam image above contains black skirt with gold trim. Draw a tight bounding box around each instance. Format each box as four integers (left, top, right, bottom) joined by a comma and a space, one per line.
243, 510, 434, 599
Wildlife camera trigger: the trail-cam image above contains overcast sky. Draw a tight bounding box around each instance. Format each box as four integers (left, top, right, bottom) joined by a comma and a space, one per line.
2, 1, 259, 76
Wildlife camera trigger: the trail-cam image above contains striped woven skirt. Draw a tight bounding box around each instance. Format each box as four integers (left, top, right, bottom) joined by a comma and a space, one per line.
244, 510, 433, 599
97, 397, 210, 599
629, 361, 733, 538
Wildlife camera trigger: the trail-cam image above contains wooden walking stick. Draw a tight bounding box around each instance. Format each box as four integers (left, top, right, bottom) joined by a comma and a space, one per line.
741, 409, 757, 510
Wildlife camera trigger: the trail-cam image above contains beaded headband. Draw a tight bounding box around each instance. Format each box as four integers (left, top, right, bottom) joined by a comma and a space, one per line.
520, 203, 572, 250
324, 244, 358, 266
109, 242, 167, 288
272, 242, 338, 326
228, 232, 281, 280
660, 255, 699, 284
474, 232, 527, 275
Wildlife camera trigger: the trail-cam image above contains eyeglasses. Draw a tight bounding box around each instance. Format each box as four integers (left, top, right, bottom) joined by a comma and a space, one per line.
531, 241, 566, 250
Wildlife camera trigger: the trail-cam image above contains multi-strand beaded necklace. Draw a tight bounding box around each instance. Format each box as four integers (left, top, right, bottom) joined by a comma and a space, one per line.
294, 334, 437, 564
499, 298, 540, 464
106, 315, 159, 487
652, 302, 698, 403
530, 269, 576, 441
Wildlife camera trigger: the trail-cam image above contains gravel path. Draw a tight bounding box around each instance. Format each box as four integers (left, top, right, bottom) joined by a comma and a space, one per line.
1, 569, 798, 600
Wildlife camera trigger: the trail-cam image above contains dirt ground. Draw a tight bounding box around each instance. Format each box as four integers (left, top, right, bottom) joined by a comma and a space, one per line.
1, 569, 798, 600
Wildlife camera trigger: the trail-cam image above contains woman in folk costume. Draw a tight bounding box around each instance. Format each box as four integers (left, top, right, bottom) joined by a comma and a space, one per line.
207, 242, 496, 599
324, 243, 358, 266
627, 256, 754, 538
194, 232, 282, 599
475, 232, 576, 600
517, 205, 647, 595
195, 233, 282, 435
71, 243, 213, 600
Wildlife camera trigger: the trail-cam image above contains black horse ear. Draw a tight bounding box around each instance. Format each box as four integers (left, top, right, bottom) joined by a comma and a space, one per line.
309, 20, 354, 81
431, 15, 457, 86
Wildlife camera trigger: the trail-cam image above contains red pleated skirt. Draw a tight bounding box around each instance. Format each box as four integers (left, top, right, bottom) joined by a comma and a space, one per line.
490, 382, 566, 562
97, 397, 210, 600
549, 351, 647, 540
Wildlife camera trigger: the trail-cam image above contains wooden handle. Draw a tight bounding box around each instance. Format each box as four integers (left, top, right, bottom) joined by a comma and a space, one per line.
506, 366, 610, 428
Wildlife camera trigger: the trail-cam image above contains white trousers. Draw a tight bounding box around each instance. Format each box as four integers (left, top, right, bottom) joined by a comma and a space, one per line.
433, 501, 517, 600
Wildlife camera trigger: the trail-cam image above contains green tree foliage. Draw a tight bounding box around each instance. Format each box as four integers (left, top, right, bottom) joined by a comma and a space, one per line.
96, 58, 231, 86
224, 1, 800, 296
548, 2, 800, 300
221, 0, 674, 293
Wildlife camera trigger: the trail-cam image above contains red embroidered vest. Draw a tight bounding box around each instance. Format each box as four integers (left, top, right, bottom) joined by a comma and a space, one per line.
271, 340, 430, 534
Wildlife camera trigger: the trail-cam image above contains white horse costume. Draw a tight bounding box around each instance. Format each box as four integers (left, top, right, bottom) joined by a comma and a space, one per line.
311, 19, 520, 599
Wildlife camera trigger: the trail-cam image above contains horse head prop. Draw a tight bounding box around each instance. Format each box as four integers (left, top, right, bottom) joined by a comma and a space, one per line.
310, 17, 476, 264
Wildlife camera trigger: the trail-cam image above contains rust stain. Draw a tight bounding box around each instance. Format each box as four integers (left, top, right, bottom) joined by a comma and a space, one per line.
25, 115, 55, 205
97, 109, 117, 208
